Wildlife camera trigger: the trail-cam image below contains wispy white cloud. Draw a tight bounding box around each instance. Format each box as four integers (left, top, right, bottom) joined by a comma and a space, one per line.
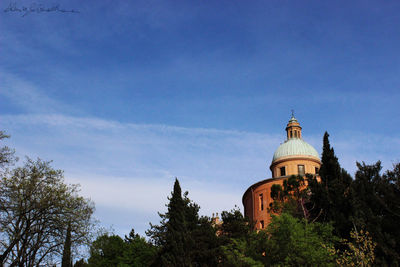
2, 112, 398, 236
1, 113, 280, 235
67, 173, 240, 218
0, 71, 73, 113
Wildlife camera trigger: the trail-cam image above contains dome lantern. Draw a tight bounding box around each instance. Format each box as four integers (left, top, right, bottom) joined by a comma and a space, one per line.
285, 111, 302, 139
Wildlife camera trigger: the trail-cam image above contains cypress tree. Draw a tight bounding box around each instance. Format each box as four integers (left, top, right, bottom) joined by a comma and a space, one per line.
147, 178, 221, 266
308, 132, 353, 237
61, 224, 72, 267
319, 132, 342, 185
160, 178, 191, 267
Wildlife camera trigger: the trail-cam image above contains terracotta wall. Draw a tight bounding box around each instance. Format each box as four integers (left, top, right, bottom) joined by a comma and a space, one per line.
271, 156, 321, 178
243, 178, 286, 228
243, 157, 321, 230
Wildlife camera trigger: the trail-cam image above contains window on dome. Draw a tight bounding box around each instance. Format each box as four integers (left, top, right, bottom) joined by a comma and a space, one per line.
298, 165, 305, 176
290, 131, 293, 138
259, 194, 264, 211
260, 220, 264, 229
280, 167, 286, 176
315, 167, 319, 174
294, 131, 298, 138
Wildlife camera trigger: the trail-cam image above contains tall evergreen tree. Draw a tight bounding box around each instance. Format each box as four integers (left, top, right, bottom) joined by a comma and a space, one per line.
161, 178, 191, 266
319, 132, 342, 185
147, 178, 220, 266
147, 179, 191, 266
308, 132, 353, 237
61, 224, 72, 267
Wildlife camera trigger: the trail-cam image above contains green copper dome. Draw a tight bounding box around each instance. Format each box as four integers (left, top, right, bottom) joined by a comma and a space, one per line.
272, 138, 320, 162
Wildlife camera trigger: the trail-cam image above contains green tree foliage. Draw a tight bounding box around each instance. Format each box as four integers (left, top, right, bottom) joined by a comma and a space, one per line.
153, 178, 191, 266
219, 207, 252, 240
147, 178, 220, 266
218, 208, 261, 266
88, 234, 125, 267
269, 175, 309, 219
219, 211, 338, 266
308, 132, 353, 237
87, 229, 156, 267
260, 213, 338, 266
220, 237, 263, 267
0, 158, 94, 266
305, 133, 400, 265
189, 216, 220, 265
121, 229, 157, 267
352, 161, 400, 266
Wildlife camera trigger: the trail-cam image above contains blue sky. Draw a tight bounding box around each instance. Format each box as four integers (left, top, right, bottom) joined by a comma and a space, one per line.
1, 0, 400, 236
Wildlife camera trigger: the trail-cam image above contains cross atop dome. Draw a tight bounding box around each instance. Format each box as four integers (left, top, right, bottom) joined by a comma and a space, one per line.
289, 109, 298, 123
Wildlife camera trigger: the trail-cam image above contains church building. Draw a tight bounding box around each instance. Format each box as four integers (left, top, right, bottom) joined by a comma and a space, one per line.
242, 115, 321, 230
